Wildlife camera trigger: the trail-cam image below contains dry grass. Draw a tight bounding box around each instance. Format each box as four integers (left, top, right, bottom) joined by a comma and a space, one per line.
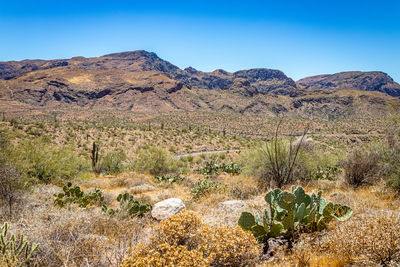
0, 184, 152, 266
1, 113, 400, 266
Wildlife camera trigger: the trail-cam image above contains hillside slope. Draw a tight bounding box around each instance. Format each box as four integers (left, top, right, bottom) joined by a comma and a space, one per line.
0, 50, 399, 118
297, 71, 400, 96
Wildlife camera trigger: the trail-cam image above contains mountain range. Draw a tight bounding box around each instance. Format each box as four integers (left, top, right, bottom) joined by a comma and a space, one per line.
0, 50, 399, 118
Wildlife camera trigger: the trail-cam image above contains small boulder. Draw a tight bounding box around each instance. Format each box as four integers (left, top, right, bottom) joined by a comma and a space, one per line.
217, 200, 248, 213
151, 198, 185, 220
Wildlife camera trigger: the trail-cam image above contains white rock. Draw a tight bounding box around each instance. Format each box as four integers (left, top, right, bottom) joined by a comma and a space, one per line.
151, 198, 185, 220
217, 200, 248, 213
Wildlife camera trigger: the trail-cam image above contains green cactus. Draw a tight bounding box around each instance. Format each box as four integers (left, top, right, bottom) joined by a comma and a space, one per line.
91, 141, 101, 174
0, 222, 39, 265
54, 182, 104, 208
102, 193, 151, 218
238, 186, 353, 242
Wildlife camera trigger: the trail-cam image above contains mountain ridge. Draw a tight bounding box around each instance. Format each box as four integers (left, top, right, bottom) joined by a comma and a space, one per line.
1, 50, 399, 96
0, 50, 399, 119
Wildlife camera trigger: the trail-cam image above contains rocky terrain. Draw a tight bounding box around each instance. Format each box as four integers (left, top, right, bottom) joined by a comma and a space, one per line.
0, 50, 399, 118
297, 71, 400, 96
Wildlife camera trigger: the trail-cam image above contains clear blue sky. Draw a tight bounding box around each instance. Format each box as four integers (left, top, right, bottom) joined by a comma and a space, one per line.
1, 0, 399, 81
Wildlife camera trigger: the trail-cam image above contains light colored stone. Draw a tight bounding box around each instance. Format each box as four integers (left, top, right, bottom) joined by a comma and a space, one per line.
217, 200, 248, 213
151, 198, 185, 220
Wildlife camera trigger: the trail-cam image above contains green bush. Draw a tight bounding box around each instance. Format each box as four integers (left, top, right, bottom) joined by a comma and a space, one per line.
132, 145, 178, 176
100, 150, 126, 175
14, 140, 90, 183
196, 161, 221, 176
380, 104, 400, 192
196, 161, 241, 176
190, 178, 223, 200
240, 141, 310, 188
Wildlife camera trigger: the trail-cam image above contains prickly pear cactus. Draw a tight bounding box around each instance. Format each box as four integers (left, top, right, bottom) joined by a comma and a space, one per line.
102, 193, 151, 218
54, 182, 104, 208
239, 186, 353, 242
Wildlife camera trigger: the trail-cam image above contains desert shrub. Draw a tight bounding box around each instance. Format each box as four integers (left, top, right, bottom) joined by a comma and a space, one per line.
341, 148, 381, 187
379, 105, 400, 191
0, 133, 21, 217
100, 150, 127, 175
0, 162, 20, 217
323, 210, 400, 265
121, 210, 260, 266
228, 177, 260, 199
122, 243, 213, 267
196, 161, 241, 176
241, 141, 310, 188
196, 161, 221, 176
190, 178, 223, 200
132, 145, 178, 176
300, 149, 341, 181
14, 139, 89, 184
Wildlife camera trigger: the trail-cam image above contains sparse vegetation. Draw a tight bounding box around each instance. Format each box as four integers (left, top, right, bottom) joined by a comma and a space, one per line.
191, 178, 223, 200
0, 108, 399, 266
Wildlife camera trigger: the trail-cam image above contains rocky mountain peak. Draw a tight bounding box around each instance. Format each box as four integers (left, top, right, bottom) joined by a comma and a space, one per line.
297, 71, 400, 96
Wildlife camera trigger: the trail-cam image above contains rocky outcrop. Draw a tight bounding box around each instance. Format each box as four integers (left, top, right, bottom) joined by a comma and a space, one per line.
297, 71, 400, 97
229, 78, 257, 96
151, 198, 185, 220
2, 66, 186, 111
0, 51, 298, 95
234, 69, 297, 94
0, 50, 399, 117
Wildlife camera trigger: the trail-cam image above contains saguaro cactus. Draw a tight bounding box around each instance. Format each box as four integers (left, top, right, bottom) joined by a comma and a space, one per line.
91, 141, 100, 174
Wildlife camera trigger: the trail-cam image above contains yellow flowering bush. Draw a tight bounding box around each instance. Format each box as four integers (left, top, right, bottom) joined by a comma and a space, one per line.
121, 210, 261, 266
198, 225, 260, 266
154, 209, 203, 249
121, 242, 213, 267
